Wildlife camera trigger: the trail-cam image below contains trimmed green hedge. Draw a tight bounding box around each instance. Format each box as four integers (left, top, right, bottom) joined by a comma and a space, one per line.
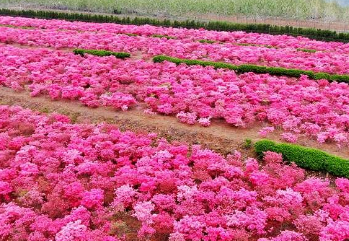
73, 49, 130, 59
152, 55, 349, 83
199, 39, 216, 44
254, 139, 349, 178
296, 48, 317, 53
151, 34, 176, 39
1, 8, 349, 43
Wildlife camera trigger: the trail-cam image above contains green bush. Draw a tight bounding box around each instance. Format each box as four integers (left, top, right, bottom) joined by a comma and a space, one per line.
1, 8, 349, 43
296, 48, 317, 53
151, 34, 176, 39
73, 49, 130, 59
152, 55, 349, 84
198, 39, 216, 44
254, 139, 349, 178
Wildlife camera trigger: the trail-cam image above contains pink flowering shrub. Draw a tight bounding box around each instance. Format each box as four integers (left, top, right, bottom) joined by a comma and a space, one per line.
0, 105, 348, 240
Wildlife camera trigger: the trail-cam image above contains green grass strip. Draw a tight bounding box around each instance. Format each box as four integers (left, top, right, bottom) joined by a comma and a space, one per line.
73, 49, 130, 59
255, 139, 349, 178
153, 55, 349, 83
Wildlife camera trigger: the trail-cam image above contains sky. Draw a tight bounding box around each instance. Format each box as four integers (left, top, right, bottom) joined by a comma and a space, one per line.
333, 0, 349, 6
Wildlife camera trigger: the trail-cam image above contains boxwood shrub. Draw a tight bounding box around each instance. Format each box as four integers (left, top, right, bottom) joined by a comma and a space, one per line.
255, 139, 349, 178
73, 49, 130, 59
153, 55, 349, 84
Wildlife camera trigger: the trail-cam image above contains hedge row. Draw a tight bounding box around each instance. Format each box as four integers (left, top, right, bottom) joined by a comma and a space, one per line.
254, 139, 349, 178
0, 8, 349, 43
199, 39, 318, 52
296, 48, 317, 53
151, 34, 176, 39
152, 55, 349, 83
73, 49, 130, 59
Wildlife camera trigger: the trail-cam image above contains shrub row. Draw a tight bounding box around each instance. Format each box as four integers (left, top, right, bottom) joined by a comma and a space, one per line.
73, 49, 130, 59
296, 48, 317, 53
198, 39, 217, 44
0, 8, 349, 43
254, 139, 349, 178
151, 34, 176, 39
199, 39, 276, 49
152, 55, 349, 83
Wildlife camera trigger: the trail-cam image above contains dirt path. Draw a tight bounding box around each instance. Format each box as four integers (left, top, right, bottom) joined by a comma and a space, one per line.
1, 86, 348, 159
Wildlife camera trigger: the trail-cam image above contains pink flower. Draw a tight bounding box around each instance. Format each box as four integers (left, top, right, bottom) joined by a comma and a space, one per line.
81, 189, 104, 209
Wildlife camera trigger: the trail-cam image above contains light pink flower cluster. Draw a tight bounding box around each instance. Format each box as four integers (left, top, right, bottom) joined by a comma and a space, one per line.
1, 105, 349, 240
1, 45, 349, 146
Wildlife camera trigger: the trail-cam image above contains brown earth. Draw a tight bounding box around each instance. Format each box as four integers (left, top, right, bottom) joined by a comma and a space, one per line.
1, 87, 348, 160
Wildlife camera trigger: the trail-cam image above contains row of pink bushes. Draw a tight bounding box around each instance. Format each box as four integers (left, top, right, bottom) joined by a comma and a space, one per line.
0, 105, 349, 240
1, 16, 349, 53
1, 23, 349, 74
1, 45, 349, 146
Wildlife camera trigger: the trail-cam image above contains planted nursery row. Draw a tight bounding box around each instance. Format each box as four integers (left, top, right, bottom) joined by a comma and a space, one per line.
1, 45, 349, 147
153, 55, 349, 83
2, 21, 349, 74
2, 16, 347, 54
1, 105, 349, 240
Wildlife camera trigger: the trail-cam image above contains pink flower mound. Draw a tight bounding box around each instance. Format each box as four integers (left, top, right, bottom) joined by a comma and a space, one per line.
0, 105, 349, 240
55, 220, 87, 241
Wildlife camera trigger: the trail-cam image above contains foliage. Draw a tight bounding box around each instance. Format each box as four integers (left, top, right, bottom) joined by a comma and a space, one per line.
153, 55, 349, 83
255, 139, 349, 177
73, 49, 130, 59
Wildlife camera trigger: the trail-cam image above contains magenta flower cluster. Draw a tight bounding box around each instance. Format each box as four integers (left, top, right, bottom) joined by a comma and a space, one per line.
1, 105, 349, 240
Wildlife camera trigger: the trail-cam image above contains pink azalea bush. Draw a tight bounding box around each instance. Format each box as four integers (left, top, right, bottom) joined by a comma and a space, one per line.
1, 105, 349, 240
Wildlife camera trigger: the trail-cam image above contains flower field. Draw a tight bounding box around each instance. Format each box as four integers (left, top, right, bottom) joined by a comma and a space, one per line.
1, 42, 349, 146
1, 14, 349, 241
2, 18, 349, 74
1, 105, 349, 241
